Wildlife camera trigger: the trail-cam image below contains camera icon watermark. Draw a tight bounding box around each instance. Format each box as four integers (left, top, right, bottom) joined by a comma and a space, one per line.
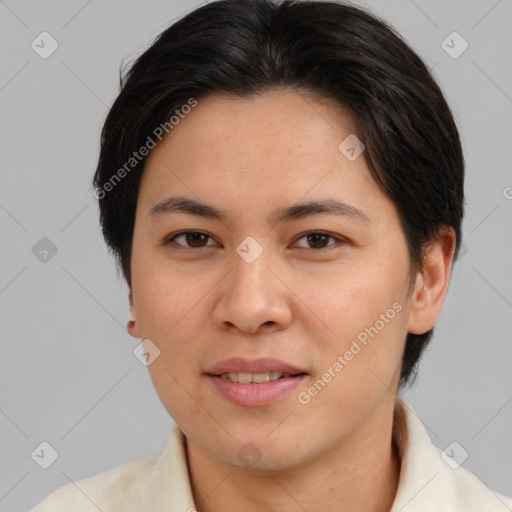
237, 442, 262, 468
441, 31, 468, 59
32, 237, 58, 263
441, 441, 469, 469
338, 134, 365, 161
31, 31, 59, 59
133, 338, 161, 366
31, 441, 59, 469
458, 242, 468, 260
236, 236, 263, 263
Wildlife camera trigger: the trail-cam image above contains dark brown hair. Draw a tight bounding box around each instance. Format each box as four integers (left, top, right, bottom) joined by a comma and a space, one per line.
92, 0, 465, 388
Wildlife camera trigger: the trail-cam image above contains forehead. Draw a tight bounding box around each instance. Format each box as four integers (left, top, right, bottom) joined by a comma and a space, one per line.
144, 88, 359, 173
137, 88, 395, 226
168, 88, 358, 150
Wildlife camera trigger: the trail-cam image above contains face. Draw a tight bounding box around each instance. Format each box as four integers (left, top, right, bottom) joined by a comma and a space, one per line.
127, 88, 434, 471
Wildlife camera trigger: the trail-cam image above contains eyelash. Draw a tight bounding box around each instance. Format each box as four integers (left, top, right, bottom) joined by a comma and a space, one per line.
164, 230, 345, 252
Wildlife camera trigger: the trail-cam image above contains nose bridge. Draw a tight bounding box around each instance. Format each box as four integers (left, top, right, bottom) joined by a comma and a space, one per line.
213, 236, 291, 333
230, 237, 273, 300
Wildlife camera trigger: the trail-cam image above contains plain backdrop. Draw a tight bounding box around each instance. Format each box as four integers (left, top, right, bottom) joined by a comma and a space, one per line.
0, 0, 511, 510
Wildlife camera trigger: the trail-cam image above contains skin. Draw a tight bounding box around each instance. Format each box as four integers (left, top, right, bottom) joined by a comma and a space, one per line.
127, 87, 456, 512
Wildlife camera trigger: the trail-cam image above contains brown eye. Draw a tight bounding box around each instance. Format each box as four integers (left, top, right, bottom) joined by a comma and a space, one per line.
306, 233, 330, 249
166, 231, 216, 248
293, 232, 344, 251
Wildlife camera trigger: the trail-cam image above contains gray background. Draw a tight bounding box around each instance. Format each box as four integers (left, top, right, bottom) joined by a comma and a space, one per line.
0, 0, 511, 510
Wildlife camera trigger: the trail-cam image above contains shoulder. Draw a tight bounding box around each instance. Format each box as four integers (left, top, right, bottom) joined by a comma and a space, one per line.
29, 424, 193, 512
29, 456, 157, 512
441, 463, 512, 511
393, 395, 512, 511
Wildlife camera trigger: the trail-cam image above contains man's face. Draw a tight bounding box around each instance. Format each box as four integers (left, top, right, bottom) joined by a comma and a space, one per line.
128, 88, 415, 470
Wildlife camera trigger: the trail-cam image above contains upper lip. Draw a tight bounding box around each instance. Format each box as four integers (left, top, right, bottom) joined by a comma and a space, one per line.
206, 357, 308, 375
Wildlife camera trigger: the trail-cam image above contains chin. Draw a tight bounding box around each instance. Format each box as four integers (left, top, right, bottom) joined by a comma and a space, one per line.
217, 433, 310, 473
223, 448, 306, 473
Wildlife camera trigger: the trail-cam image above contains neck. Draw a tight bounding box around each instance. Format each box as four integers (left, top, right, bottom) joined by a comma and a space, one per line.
186, 397, 401, 512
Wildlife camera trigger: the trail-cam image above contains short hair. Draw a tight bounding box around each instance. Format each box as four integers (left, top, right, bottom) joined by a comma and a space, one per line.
92, 0, 465, 389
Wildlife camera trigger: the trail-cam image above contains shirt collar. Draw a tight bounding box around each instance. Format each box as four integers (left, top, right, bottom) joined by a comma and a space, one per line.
391, 395, 512, 511
149, 394, 511, 512
390, 394, 443, 510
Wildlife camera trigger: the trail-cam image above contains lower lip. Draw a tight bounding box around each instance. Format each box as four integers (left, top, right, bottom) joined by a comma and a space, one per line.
206, 374, 308, 407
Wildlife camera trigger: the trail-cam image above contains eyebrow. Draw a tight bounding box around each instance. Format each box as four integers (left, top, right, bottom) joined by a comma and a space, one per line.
149, 195, 371, 225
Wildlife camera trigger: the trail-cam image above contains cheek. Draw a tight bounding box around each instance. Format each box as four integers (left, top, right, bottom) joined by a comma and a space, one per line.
147, 362, 205, 429
135, 266, 196, 331
132, 275, 203, 377
298, 265, 392, 331
138, 275, 207, 419
299, 265, 407, 379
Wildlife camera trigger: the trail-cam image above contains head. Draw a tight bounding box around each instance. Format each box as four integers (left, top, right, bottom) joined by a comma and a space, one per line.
92, 0, 463, 470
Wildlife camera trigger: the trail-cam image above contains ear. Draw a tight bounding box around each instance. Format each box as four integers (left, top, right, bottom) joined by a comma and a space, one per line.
127, 288, 141, 339
407, 226, 456, 335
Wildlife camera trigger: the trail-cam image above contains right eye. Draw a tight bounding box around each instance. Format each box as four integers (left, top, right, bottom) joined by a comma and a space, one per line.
164, 231, 218, 249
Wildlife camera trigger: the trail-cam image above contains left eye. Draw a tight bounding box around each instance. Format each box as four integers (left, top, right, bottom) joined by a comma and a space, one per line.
293, 232, 341, 250
164, 231, 343, 250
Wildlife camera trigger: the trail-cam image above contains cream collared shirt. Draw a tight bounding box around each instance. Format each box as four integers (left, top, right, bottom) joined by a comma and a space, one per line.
30, 395, 512, 511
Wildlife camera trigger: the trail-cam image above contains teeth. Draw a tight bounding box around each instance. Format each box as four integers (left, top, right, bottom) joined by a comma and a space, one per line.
219, 371, 292, 383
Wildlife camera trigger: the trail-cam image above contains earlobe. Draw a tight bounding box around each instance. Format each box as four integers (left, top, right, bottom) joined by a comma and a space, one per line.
127, 289, 141, 338
406, 226, 456, 335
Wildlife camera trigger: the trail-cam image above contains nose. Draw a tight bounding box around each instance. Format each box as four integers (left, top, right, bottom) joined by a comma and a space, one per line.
212, 245, 293, 335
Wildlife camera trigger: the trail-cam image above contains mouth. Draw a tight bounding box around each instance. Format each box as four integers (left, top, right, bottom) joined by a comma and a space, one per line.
205, 371, 309, 407
208, 371, 308, 383
204, 356, 309, 406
